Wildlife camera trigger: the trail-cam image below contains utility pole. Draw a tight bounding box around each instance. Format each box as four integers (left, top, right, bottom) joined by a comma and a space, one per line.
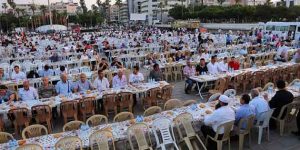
48, 0, 53, 29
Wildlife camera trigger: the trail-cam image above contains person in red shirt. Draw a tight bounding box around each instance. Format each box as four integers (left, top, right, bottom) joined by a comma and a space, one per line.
228, 57, 240, 70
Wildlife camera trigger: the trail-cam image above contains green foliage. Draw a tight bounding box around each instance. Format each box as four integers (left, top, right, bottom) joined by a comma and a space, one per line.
168, 5, 300, 22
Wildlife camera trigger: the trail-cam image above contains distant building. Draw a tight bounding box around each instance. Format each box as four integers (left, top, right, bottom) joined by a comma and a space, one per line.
50, 1, 79, 15
283, 0, 300, 7
13, 3, 42, 16
120, 3, 129, 24
110, 5, 119, 22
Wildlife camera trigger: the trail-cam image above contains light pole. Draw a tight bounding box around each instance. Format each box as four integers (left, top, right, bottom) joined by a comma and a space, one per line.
48, 0, 53, 29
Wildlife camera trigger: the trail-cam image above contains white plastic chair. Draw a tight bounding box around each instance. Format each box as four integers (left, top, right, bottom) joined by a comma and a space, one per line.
223, 89, 236, 98
80, 66, 91, 73
0, 63, 10, 74
152, 118, 179, 150
69, 68, 80, 74
255, 109, 274, 144
208, 93, 222, 102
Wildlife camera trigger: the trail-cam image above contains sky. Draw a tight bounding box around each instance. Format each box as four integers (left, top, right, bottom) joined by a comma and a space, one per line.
1, 0, 118, 10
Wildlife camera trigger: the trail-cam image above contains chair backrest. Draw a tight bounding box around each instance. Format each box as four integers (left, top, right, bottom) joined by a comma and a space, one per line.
22, 124, 48, 139
238, 115, 255, 133
113, 112, 134, 122
215, 120, 235, 140
0, 132, 14, 144
161, 85, 173, 101
118, 92, 133, 107
80, 66, 91, 73
69, 68, 80, 74
214, 78, 227, 93
63, 121, 85, 132
182, 100, 197, 107
16, 144, 43, 150
143, 106, 162, 116
289, 79, 300, 87
102, 93, 117, 109
7, 108, 30, 126
256, 109, 275, 127
55, 136, 82, 150
60, 101, 78, 118
277, 103, 294, 120
164, 99, 182, 110
263, 82, 275, 91
152, 118, 175, 144
208, 93, 221, 102
223, 89, 236, 98
173, 113, 195, 140
127, 123, 152, 150
31, 105, 52, 123
89, 130, 115, 150
86, 115, 108, 127
79, 97, 96, 114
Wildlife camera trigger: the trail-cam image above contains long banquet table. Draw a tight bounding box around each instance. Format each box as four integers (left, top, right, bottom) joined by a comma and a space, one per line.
190, 62, 299, 99
0, 84, 299, 149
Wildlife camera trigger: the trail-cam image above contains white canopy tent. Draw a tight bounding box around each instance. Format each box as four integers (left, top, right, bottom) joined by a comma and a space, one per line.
35, 24, 67, 32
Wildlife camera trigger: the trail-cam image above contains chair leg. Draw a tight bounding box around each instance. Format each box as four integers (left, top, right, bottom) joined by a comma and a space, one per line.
173, 142, 180, 150
217, 141, 222, 150
258, 127, 263, 144
184, 138, 193, 150
248, 132, 251, 148
280, 121, 284, 136
228, 138, 231, 150
239, 134, 244, 150
267, 127, 270, 141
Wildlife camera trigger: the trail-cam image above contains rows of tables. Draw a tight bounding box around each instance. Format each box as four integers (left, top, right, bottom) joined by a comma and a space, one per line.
0, 82, 299, 149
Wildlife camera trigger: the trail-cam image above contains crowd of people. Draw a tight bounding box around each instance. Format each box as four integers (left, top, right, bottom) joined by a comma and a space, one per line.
0, 26, 300, 148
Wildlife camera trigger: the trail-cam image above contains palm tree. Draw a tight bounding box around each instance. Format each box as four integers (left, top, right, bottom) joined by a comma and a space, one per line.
39, 5, 47, 24
15, 8, 21, 26
115, 0, 122, 23
217, 0, 225, 5
2, 3, 8, 13
29, 4, 36, 29
158, 2, 164, 24
7, 0, 16, 15
51, 9, 57, 24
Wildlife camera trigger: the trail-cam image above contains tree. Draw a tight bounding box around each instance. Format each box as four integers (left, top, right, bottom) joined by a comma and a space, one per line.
7, 0, 16, 15
235, 0, 241, 5
15, 8, 21, 26
79, 0, 88, 14
115, 0, 122, 23
158, 2, 164, 23
265, 0, 272, 6
2, 3, 8, 13
104, 0, 111, 22
39, 5, 47, 24
217, 0, 226, 6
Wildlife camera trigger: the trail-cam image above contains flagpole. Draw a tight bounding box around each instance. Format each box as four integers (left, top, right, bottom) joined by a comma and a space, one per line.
48, 0, 53, 29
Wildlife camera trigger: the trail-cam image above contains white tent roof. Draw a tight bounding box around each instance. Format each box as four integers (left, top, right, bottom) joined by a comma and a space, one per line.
35, 24, 67, 32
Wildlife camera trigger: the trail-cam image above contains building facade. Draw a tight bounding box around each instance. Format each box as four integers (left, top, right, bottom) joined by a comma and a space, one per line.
50, 1, 79, 15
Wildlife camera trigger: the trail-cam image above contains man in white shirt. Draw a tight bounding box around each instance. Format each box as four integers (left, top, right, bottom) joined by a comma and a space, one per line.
249, 89, 270, 119
93, 70, 110, 92
275, 43, 289, 62
112, 69, 127, 88
129, 66, 144, 84
201, 95, 235, 150
11, 65, 26, 80
18, 80, 39, 101
217, 57, 229, 73
207, 55, 219, 75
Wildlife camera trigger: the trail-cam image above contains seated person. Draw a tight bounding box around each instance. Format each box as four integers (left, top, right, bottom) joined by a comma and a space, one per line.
55, 73, 73, 95
235, 94, 255, 127
0, 85, 16, 103
207, 55, 219, 75
293, 48, 300, 63
74, 73, 94, 92
11, 65, 26, 80
39, 64, 54, 77
112, 69, 127, 88
99, 58, 109, 71
56, 66, 67, 75
27, 70, 40, 79
111, 57, 123, 69
249, 89, 270, 119
183, 60, 196, 94
201, 95, 235, 150
129, 66, 144, 84
196, 58, 208, 75
38, 77, 56, 98
0, 67, 9, 81
217, 57, 229, 73
93, 70, 110, 92
268, 80, 294, 129
18, 80, 39, 101
228, 57, 240, 70
149, 64, 163, 81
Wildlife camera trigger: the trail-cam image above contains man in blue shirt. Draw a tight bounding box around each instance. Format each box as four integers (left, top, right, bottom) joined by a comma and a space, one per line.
235, 94, 255, 128
38, 64, 54, 77
55, 73, 73, 95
